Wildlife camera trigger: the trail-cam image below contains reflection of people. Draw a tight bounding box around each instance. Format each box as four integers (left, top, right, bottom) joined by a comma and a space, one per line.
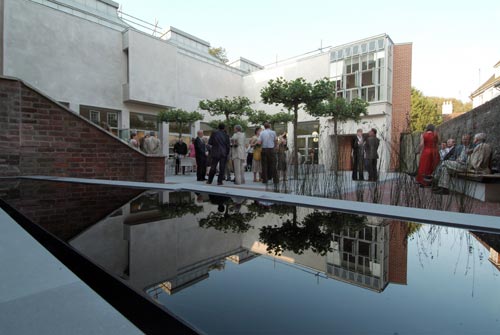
365, 128, 380, 181
194, 130, 208, 181
258, 122, 277, 184
207, 123, 230, 185
352, 129, 365, 181
416, 124, 439, 187
173, 137, 188, 175
208, 194, 230, 212
231, 125, 246, 185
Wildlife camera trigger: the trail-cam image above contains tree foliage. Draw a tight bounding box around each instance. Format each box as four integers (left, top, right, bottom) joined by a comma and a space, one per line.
158, 109, 204, 137
208, 47, 229, 63
199, 96, 252, 121
247, 110, 294, 128
410, 88, 442, 133
207, 118, 248, 132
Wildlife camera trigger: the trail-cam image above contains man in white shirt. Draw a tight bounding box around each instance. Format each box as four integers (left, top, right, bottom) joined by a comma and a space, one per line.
231, 125, 246, 185
258, 122, 277, 184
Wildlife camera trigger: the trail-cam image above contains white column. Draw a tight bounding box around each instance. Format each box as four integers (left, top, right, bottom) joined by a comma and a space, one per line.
159, 121, 169, 156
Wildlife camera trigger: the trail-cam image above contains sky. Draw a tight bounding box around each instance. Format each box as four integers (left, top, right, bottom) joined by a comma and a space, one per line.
117, 0, 500, 102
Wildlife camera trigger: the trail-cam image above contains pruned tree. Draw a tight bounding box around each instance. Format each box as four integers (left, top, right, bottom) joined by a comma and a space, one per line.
261, 77, 314, 177
248, 110, 294, 129
199, 96, 253, 134
158, 109, 203, 138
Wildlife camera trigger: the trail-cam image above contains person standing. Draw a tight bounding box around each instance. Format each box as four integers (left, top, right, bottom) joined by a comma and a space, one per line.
231, 125, 246, 185
365, 128, 380, 182
352, 129, 365, 181
258, 122, 277, 184
207, 123, 230, 185
194, 130, 208, 181
129, 133, 139, 149
145, 131, 161, 155
416, 124, 439, 187
246, 144, 253, 172
277, 133, 288, 182
139, 133, 149, 153
250, 127, 262, 182
173, 137, 188, 175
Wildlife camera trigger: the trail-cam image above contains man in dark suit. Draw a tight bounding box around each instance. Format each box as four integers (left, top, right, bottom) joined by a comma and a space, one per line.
365, 128, 380, 181
173, 137, 188, 175
352, 129, 365, 180
207, 123, 230, 185
194, 130, 208, 181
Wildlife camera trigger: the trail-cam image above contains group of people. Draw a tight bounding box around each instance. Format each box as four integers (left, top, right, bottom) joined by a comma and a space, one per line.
189, 122, 287, 186
415, 124, 492, 194
129, 131, 161, 155
351, 128, 381, 181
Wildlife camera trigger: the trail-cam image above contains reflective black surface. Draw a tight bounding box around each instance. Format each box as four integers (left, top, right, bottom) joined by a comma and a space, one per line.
1, 179, 500, 334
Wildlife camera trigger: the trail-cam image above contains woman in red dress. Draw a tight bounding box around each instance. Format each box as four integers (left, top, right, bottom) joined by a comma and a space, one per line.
416, 124, 439, 187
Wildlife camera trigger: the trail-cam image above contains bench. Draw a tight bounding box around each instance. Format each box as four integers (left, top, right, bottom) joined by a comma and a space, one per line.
450, 173, 500, 202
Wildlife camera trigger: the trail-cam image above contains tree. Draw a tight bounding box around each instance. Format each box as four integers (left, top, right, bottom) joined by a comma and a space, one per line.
209, 47, 229, 63
261, 77, 314, 177
247, 110, 294, 129
410, 88, 442, 133
199, 96, 252, 134
207, 118, 248, 133
158, 109, 203, 138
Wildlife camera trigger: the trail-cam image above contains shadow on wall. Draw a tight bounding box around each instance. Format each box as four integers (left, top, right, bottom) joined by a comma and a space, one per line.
0, 77, 165, 182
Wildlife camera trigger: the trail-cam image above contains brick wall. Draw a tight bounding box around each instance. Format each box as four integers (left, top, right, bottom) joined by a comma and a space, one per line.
437, 95, 500, 171
391, 44, 413, 170
2, 180, 142, 241
0, 77, 165, 182
388, 221, 409, 285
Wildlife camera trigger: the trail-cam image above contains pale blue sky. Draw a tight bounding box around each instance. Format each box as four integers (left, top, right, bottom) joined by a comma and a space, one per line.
118, 0, 500, 102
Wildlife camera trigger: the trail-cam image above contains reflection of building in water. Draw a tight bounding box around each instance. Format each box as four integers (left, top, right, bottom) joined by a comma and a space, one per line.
69, 191, 408, 295
70, 190, 255, 295
327, 219, 408, 292
470, 231, 500, 271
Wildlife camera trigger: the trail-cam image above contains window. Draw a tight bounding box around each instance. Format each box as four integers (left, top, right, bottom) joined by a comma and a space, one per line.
90, 110, 100, 124
130, 112, 158, 131
107, 112, 118, 128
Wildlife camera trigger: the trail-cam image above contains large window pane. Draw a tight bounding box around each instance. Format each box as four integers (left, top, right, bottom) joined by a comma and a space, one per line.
368, 87, 376, 102
362, 70, 373, 86
346, 73, 356, 89
130, 112, 158, 131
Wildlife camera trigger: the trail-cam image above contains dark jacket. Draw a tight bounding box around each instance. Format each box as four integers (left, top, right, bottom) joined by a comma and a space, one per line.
173, 141, 188, 155
443, 146, 457, 161
208, 130, 230, 159
365, 136, 380, 160
194, 137, 207, 158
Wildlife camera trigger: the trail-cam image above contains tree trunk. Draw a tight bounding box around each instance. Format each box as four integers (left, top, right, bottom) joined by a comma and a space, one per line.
293, 105, 299, 180
333, 118, 339, 171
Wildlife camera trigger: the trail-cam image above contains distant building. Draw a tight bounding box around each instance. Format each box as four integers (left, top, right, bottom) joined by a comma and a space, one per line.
442, 101, 453, 115
470, 60, 500, 108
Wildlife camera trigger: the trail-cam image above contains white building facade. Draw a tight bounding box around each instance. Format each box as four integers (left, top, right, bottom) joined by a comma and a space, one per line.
1, 0, 412, 171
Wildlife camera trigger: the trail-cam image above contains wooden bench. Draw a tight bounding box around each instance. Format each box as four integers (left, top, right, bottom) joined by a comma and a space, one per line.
450, 173, 500, 202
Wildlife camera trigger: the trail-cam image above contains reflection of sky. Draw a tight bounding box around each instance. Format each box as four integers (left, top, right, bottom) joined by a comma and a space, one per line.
155, 226, 500, 335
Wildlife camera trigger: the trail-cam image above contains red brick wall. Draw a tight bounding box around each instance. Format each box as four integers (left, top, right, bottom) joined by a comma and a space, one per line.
0, 77, 165, 182
388, 221, 409, 285
391, 44, 413, 170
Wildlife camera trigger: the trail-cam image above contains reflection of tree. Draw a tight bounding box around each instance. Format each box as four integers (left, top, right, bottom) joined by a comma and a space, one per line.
246, 201, 295, 218
157, 192, 203, 219
199, 196, 256, 233
259, 211, 367, 256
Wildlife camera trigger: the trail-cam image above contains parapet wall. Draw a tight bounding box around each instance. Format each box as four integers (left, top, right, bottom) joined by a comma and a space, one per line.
0, 77, 165, 182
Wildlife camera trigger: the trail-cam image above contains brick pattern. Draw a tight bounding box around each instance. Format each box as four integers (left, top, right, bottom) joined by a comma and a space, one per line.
2, 180, 142, 241
388, 221, 408, 285
0, 78, 165, 182
391, 44, 413, 171
437, 95, 500, 171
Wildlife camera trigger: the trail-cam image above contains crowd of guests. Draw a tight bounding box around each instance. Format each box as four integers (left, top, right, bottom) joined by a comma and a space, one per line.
186, 122, 288, 186
129, 131, 161, 155
415, 124, 493, 195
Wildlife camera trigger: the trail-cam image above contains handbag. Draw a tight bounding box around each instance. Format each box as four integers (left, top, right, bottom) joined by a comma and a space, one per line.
253, 146, 262, 161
